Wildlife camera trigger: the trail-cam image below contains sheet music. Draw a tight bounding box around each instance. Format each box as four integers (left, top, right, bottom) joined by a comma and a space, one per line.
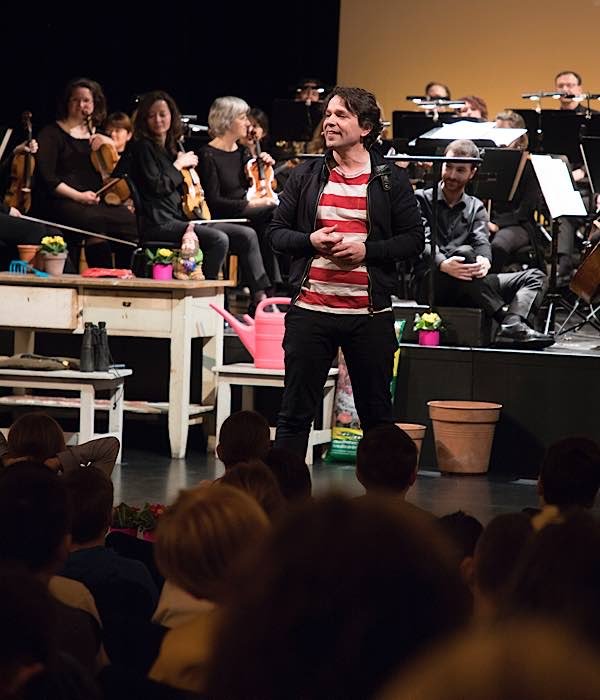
530, 154, 587, 218
415, 120, 526, 147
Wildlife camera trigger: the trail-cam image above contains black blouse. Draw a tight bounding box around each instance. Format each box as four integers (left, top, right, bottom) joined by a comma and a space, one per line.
198, 144, 251, 218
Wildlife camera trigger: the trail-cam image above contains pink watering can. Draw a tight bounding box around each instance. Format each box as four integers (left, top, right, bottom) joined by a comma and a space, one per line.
210, 298, 291, 369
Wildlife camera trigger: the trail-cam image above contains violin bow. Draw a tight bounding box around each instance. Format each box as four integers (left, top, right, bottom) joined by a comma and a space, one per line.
18, 214, 138, 248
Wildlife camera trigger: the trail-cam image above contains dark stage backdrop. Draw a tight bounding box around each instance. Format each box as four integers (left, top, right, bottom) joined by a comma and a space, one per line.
1, 3, 340, 138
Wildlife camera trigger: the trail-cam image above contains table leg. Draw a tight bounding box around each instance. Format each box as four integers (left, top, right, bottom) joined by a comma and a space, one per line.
241, 385, 254, 411
108, 382, 124, 464
79, 384, 95, 443
215, 380, 231, 447
13, 330, 35, 396
169, 295, 193, 458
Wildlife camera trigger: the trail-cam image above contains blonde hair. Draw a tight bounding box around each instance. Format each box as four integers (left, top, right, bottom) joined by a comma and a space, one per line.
155, 484, 269, 601
208, 96, 249, 137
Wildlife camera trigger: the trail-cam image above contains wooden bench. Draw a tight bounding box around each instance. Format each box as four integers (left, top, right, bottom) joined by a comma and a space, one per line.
0, 368, 131, 463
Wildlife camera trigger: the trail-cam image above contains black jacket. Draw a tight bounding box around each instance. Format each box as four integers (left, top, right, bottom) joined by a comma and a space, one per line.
268, 149, 424, 310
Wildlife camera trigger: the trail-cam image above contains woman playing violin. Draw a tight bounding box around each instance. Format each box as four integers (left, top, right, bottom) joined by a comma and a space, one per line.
126, 90, 270, 299
0, 138, 57, 268
35, 77, 138, 268
199, 96, 282, 289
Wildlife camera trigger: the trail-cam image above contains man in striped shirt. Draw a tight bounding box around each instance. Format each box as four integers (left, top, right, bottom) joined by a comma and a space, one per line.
269, 86, 424, 458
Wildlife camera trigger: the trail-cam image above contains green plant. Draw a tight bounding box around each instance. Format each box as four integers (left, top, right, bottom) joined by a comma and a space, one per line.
145, 247, 174, 266
413, 311, 443, 331
137, 502, 167, 532
111, 502, 140, 529
40, 235, 67, 254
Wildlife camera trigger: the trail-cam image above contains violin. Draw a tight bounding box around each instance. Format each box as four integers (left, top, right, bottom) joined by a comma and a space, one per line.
178, 140, 211, 220
85, 115, 131, 206
4, 111, 35, 213
245, 127, 279, 204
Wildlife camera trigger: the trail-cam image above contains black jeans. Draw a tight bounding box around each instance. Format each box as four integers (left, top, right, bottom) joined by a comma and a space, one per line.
274, 306, 398, 458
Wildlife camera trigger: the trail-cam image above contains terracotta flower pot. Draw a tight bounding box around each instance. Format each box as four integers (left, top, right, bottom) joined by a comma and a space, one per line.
17, 244, 41, 265
395, 422, 426, 466
427, 400, 502, 474
41, 251, 68, 275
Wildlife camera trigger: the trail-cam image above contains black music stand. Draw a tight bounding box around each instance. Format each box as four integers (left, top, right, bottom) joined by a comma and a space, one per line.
385, 154, 483, 311
468, 148, 528, 201
529, 153, 590, 335
581, 136, 600, 194
270, 99, 324, 143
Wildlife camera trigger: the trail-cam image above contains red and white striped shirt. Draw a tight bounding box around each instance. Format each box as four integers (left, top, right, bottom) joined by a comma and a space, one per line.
296, 164, 371, 314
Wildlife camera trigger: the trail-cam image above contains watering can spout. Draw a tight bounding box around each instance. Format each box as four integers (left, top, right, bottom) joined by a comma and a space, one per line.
209, 303, 255, 358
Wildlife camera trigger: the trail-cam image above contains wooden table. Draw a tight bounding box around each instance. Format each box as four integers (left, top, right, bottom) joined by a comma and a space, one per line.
213, 363, 339, 465
0, 273, 231, 458
0, 367, 131, 463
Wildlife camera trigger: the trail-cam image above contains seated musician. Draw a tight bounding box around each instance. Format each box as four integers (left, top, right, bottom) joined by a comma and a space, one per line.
0, 138, 57, 268
457, 95, 488, 122
34, 77, 138, 269
126, 90, 270, 307
553, 70, 596, 285
488, 110, 543, 273
413, 139, 554, 349
198, 96, 282, 291
425, 82, 451, 100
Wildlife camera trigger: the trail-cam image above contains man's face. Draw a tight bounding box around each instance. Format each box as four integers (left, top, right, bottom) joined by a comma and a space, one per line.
441, 153, 477, 195
426, 84, 449, 100
323, 95, 370, 151
555, 72, 582, 108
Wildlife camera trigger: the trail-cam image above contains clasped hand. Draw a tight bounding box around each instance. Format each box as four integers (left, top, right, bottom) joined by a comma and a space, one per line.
310, 225, 366, 265
440, 255, 490, 280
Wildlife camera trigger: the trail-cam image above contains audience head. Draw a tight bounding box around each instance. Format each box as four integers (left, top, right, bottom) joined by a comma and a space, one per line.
0, 464, 71, 578
104, 111, 133, 153
63, 467, 114, 546
458, 95, 488, 121
538, 436, 600, 509
323, 86, 383, 150
208, 96, 251, 138
425, 81, 451, 100
378, 618, 600, 700
0, 566, 58, 696
155, 484, 269, 603
264, 446, 312, 502
6, 412, 65, 465
207, 494, 470, 700
473, 512, 533, 621
506, 511, 600, 647
216, 410, 271, 468
438, 510, 483, 561
216, 460, 285, 521
58, 76, 107, 128
356, 424, 418, 495
133, 89, 183, 155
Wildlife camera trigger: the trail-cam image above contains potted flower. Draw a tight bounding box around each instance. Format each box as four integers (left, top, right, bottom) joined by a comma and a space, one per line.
40, 235, 68, 275
145, 247, 175, 281
413, 311, 443, 346
137, 502, 167, 541
110, 502, 141, 538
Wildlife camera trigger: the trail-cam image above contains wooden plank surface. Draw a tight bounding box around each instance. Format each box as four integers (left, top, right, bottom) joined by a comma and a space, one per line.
0, 272, 233, 291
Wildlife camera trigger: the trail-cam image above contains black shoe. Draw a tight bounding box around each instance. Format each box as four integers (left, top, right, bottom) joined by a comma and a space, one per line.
494, 321, 555, 350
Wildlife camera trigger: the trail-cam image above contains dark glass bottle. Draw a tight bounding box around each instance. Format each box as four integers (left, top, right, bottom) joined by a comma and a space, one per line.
80, 322, 96, 372
94, 321, 110, 372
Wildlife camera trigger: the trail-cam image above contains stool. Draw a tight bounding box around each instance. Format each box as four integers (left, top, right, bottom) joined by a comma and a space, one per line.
0, 368, 132, 463
213, 363, 339, 465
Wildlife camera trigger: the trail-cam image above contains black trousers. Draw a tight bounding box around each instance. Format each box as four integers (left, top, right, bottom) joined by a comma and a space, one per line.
417, 267, 548, 324
490, 224, 531, 272
274, 306, 398, 458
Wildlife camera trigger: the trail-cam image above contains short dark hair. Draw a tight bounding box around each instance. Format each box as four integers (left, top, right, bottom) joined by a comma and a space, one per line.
555, 70, 582, 85
444, 138, 481, 160
438, 510, 483, 560
248, 107, 269, 135
474, 513, 532, 598
0, 464, 71, 573
105, 111, 132, 133
459, 95, 488, 121
63, 467, 114, 544
539, 436, 600, 508
217, 460, 285, 521
264, 447, 312, 502
356, 424, 418, 492
323, 86, 383, 149
58, 77, 107, 128
217, 411, 271, 468
7, 412, 66, 463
